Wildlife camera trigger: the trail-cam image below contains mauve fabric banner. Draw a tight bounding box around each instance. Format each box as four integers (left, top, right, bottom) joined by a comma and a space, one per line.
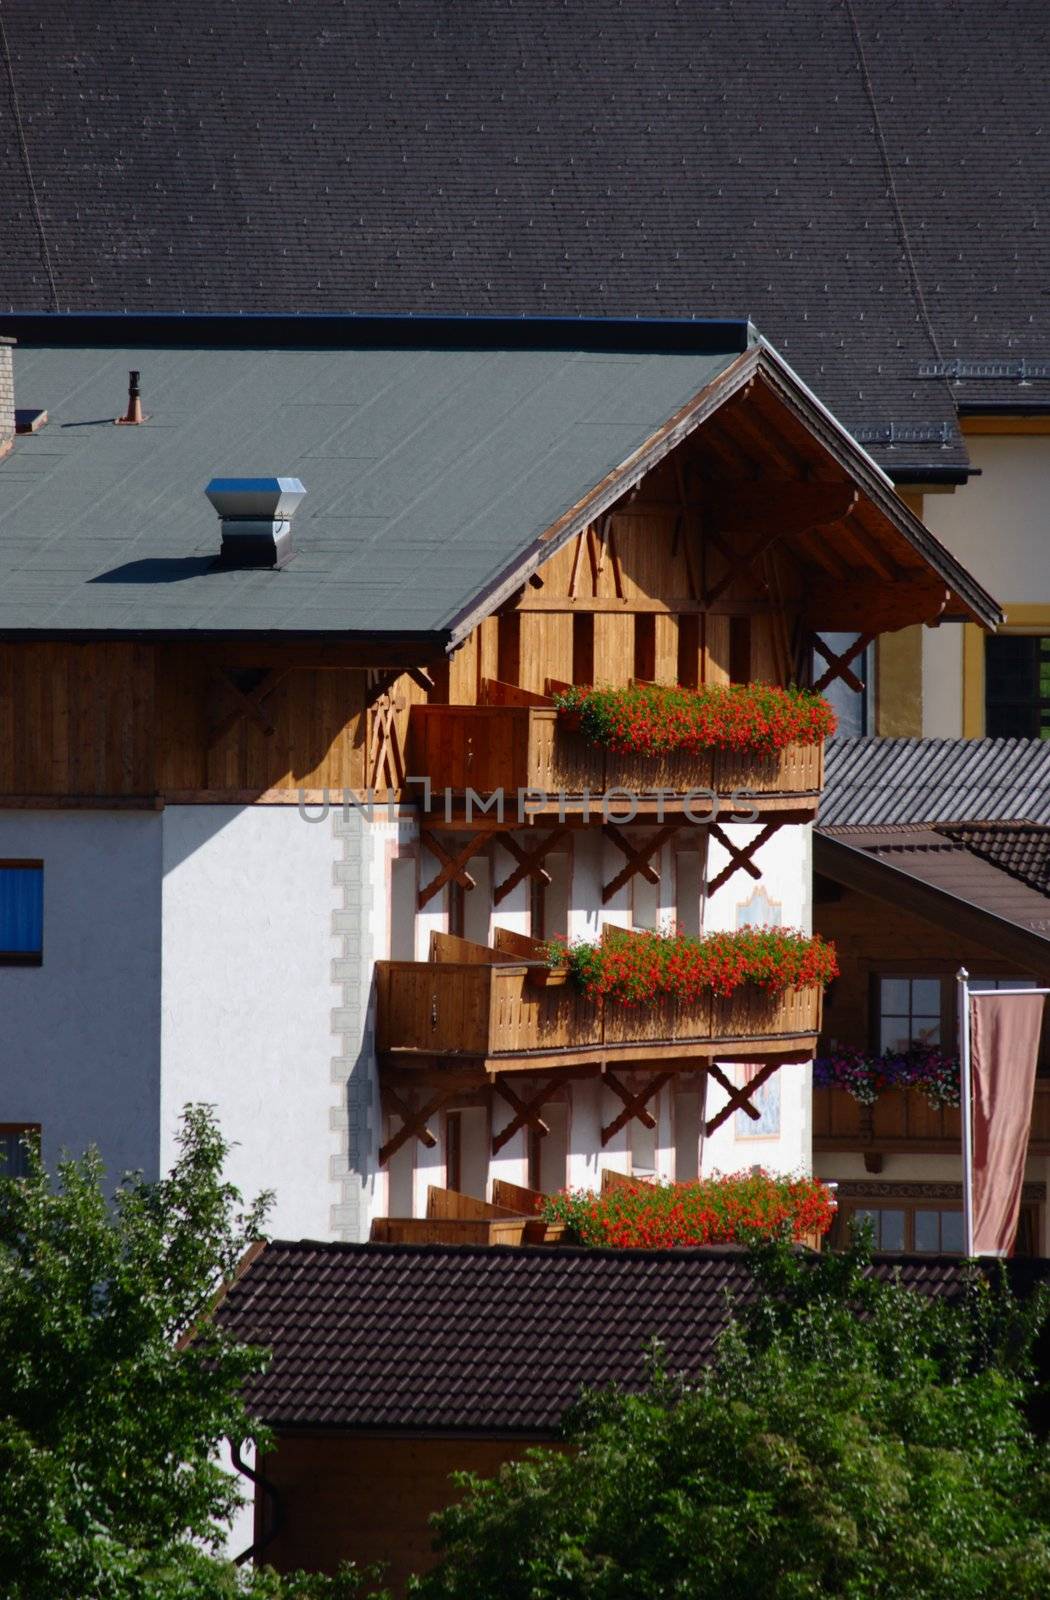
970, 992, 1045, 1257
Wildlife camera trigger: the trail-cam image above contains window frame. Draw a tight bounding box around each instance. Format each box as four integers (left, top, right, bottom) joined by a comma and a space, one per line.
0, 859, 44, 967
872, 972, 946, 1055
0, 1122, 41, 1178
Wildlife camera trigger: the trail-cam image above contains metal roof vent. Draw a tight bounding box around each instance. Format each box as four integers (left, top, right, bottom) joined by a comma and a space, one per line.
205, 477, 306, 570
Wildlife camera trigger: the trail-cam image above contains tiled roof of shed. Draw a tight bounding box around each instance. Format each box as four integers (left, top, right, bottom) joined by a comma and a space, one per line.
3, 3, 1049, 472
215, 1241, 1050, 1434
821, 738, 1050, 827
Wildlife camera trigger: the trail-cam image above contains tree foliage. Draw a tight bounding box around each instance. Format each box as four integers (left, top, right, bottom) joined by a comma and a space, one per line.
413, 1234, 1050, 1600
0, 1106, 388, 1600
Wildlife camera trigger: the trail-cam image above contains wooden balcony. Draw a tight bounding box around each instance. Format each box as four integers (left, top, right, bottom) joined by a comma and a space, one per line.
375, 930, 823, 1076
408, 686, 824, 823
813, 1082, 1050, 1158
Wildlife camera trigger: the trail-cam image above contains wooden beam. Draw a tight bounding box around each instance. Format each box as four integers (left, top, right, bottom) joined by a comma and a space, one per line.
379, 1085, 457, 1166
601, 1069, 674, 1146
492, 827, 570, 906
804, 579, 951, 632
492, 1077, 558, 1154
706, 482, 858, 536
602, 822, 679, 904
704, 1061, 780, 1136
706, 822, 781, 894
417, 830, 486, 907
811, 632, 874, 695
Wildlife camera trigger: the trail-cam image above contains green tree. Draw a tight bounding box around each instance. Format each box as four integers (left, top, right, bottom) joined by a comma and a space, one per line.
0, 1105, 387, 1600
413, 1235, 1050, 1600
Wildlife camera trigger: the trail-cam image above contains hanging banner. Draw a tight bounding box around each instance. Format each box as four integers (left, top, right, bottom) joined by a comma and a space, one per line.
970, 992, 1045, 1257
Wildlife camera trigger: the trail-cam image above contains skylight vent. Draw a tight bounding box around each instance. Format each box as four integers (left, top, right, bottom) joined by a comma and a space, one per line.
205, 477, 306, 570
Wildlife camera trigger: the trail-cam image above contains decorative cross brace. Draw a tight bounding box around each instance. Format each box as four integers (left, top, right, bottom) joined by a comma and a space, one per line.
811, 632, 875, 695
368, 692, 407, 790
602, 822, 679, 904
704, 526, 782, 606
703, 1061, 781, 1137
493, 827, 570, 906
601, 1070, 675, 1147
208, 667, 291, 747
417, 830, 487, 908
379, 1084, 457, 1167
705, 821, 781, 895
492, 1076, 559, 1155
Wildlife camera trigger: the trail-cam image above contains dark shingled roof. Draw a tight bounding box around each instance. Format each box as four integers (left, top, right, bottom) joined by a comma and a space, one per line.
821, 738, 1050, 828
215, 1240, 1050, 1434
3, 2, 1049, 475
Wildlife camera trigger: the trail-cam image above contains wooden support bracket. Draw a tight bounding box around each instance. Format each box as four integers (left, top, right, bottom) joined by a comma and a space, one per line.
492, 1077, 558, 1155
601, 1069, 675, 1146
704, 526, 782, 606
602, 822, 679, 904
811, 632, 875, 695
705, 821, 781, 895
418, 830, 486, 908
703, 1061, 780, 1136
379, 1085, 457, 1167
492, 827, 570, 906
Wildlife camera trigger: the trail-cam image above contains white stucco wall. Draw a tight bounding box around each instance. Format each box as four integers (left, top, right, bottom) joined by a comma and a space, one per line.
159, 804, 345, 1242
922, 436, 1050, 736
701, 820, 814, 1178
0, 809, 163, 1181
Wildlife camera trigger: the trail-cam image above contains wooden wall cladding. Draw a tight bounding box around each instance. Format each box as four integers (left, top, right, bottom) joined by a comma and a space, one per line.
0, 642, 369, 800
0, 643, 155, 796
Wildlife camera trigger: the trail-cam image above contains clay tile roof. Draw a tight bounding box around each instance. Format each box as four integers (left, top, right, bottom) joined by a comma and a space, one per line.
215, 1241, 1050, 1434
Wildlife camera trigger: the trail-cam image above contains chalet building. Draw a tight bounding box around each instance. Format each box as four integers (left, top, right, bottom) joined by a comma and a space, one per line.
813, 737, 1050, 1254
0, 314, 998, 1236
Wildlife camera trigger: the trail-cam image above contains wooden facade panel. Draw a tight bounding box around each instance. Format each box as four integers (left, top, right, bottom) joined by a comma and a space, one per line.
702, 615, 731, 685
519, 611, 572, 694
593, 612, 632, 686
260, 1433, 548, 1590
0, 643, 155, 797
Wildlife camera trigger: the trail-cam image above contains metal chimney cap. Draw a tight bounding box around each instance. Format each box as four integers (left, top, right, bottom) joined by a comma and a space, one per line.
205, 476, 306, 521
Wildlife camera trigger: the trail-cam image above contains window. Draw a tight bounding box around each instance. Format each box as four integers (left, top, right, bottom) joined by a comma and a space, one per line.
812, 632, 874, 736
0, 1124, 39, 1178
834, 1192, 1041, 1256
877, 976, 941, 1053
0, 862, 43, 965
736, 886, 782, 929
985, 634, 1050, 739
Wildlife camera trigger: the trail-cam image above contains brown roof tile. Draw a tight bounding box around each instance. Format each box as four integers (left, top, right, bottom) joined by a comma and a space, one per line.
216, 1241, 1050, 1434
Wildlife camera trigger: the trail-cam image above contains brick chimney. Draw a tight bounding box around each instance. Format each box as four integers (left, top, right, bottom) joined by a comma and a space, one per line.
0, 338, 14, 461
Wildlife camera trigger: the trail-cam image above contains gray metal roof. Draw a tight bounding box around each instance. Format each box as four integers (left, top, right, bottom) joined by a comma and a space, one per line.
0, 337, 740, 637
820, 738, 1050, 828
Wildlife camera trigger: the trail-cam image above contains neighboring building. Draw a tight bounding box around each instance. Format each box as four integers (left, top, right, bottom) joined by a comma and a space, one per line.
214, 1238, 1050, 1583
0, 316, 997, 1236
813, 737, 1050, 1254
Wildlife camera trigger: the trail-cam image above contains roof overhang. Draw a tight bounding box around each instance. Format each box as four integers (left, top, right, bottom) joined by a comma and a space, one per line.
815, 829, 1050, 976
446, 340, 1002, 648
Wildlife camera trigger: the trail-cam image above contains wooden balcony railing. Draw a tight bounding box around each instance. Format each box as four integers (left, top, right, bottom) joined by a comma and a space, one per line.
376, 930, 823, 1074
407, 684, 824, 822
814, 1082, 1050, 1157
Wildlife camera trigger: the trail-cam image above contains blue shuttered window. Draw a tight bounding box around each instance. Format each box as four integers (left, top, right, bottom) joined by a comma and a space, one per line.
0, 863, 43, 962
